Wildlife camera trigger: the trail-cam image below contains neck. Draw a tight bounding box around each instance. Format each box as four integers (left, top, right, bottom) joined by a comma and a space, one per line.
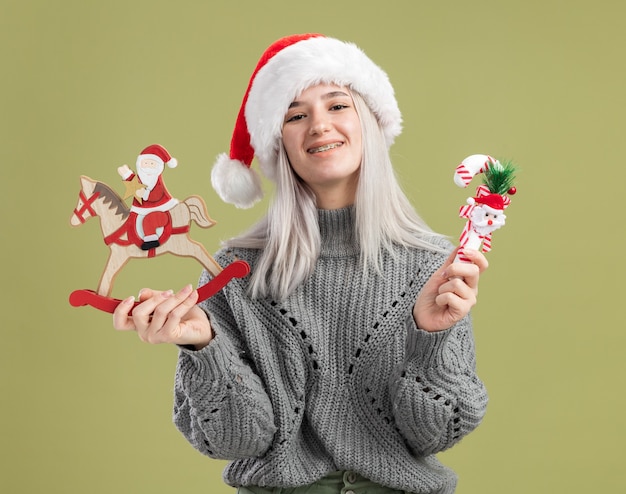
310, 179, 357, 210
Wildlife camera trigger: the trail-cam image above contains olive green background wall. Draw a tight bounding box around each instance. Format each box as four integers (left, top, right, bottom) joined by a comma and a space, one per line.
2, 1, 624, 493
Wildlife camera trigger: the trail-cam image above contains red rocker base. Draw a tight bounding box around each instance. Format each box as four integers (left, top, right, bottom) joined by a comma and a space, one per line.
69, 260, 250, 314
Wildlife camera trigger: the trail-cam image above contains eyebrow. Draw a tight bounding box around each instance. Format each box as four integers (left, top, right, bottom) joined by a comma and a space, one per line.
288, 91, 351, 109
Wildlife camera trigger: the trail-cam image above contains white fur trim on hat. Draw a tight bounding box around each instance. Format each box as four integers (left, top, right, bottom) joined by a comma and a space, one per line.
246, 36, 402, 177
211, 153, 263, 209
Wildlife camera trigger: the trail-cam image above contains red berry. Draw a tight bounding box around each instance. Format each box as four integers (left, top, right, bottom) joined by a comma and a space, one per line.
508, 187, 517, 195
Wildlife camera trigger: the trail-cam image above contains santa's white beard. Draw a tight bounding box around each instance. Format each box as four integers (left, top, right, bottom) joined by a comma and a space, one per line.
470, 207, 506, 235
137, 163, 163, 190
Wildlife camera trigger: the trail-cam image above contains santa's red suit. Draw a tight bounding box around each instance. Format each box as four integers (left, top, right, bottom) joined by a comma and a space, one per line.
125, 173, 179, 241
120, 144, 179, 249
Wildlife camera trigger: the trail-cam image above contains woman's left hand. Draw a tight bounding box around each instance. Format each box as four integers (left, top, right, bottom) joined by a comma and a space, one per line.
413, 248, 488, 332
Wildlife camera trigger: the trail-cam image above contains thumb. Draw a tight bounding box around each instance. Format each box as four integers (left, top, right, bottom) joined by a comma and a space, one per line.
438, 247, 459, 275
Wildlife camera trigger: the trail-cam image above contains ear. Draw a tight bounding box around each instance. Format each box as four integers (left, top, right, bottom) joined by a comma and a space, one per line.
80, 175, 96, 192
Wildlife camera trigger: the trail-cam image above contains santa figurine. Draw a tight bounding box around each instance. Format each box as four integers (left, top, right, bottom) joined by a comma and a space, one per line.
118, 144, 179, 250
453, 154, 517, 263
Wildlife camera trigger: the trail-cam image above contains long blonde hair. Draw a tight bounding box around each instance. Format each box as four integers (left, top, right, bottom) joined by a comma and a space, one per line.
226, 91, 444, 300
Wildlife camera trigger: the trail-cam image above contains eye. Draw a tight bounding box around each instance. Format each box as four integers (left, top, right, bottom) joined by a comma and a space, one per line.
330, 104, 349, 111
285, 113, 305, 123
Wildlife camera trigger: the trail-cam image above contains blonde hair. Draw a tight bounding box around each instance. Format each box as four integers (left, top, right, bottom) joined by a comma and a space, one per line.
226, 91, 445, 300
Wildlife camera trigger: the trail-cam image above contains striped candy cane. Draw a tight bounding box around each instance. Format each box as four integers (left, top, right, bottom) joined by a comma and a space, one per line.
453, 154, 498, 188
456, 188, 506, 262
453, 156, 510, 263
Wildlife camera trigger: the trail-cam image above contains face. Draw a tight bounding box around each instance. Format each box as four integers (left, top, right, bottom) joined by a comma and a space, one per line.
470, 205, 506, 235
138, 158, 161, 173
281, 83, 362, 208
136, 157, 163, 188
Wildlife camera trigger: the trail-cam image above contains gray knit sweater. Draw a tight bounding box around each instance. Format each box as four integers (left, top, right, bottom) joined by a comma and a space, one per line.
173, 207, 488, 494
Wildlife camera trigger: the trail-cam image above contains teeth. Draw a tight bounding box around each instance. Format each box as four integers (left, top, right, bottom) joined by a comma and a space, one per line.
309, 143, 341, 153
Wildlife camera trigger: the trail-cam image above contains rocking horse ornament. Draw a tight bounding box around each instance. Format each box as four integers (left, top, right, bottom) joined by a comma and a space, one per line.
69, 144, 250, 314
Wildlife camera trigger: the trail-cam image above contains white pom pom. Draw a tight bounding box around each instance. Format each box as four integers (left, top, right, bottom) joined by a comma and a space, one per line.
211, 153, 263, 209
167, 157, 178, 168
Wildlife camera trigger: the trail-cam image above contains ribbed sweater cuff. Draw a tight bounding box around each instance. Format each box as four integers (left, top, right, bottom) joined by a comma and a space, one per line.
177, 331, 242, 383
404, 315, 453, 367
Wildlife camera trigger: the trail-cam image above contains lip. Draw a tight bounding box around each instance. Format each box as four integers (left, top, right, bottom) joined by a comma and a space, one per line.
307, 141, 344, 154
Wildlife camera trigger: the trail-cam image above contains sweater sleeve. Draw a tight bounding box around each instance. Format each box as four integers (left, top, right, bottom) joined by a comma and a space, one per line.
389, 314, 488, 456
173, 275, 277, 460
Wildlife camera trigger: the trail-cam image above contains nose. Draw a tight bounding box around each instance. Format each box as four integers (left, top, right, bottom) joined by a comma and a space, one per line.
308, 111, 331, 135
488, 219, 493, 226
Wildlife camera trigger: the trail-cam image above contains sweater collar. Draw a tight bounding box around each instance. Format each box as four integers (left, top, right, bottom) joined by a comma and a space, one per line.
318, 206, 359, 257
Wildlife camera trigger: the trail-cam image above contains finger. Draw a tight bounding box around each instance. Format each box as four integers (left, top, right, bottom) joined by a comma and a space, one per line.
113, 296, 138, 331
148, 284, 194, 331
137, 288, 157, 302
439, 281, 477, 311
143, 286, 199, 345
131, 290, 174, 339
439, 276, 475, 298
441, 247, 460, 271
129, 291, 173, 343
155, 289, 201, 343
444, 261, 480, 290
440, 247, 467, 280
459, 248, 489, 273
165, 286, 199, 324
134, 288, 167, 332
435, 291, 474, 320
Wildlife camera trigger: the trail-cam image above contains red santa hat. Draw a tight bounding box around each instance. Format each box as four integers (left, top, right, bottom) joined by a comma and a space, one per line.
138, 144, 178, 169
211, 33, 403, 208
472, 193, 507, 212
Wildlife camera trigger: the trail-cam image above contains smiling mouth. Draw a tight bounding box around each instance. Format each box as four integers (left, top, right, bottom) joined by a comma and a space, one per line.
308, 142, 342, 154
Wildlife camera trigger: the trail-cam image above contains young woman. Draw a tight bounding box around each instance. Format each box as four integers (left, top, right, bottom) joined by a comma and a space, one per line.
113, 34, 489, 494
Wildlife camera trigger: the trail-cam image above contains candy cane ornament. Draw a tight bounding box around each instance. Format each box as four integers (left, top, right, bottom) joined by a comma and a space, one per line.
453, 154, 498, 188
453, 154, 517, 263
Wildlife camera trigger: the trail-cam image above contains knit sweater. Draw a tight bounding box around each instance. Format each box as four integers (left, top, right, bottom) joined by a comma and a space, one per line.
173, 207, 488, 494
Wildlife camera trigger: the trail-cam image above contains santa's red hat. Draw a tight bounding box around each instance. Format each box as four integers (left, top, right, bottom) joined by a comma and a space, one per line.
473, 193, 506, 211
211, 34, 403, 208
138, 144, 178, 169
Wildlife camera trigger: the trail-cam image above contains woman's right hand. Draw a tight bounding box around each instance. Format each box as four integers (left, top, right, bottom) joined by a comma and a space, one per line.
113, 284, 214, 350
